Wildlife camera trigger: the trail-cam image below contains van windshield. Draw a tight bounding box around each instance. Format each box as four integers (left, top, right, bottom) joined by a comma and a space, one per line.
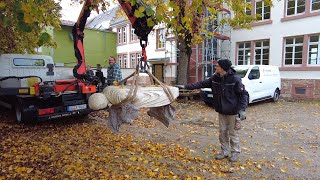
234, 67, 249, 78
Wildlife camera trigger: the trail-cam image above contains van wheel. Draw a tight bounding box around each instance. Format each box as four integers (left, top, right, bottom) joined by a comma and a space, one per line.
273, 89, 280, 102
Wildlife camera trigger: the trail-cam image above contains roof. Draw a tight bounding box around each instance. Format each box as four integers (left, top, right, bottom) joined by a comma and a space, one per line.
109, 6, 128, 27
85, 7, 117, 30
60, 20, 75, 27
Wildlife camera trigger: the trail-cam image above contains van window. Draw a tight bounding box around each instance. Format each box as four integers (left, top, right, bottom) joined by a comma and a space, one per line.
235, 69, 248, 78
13, 58, 45, 67
248, 66, 260, 80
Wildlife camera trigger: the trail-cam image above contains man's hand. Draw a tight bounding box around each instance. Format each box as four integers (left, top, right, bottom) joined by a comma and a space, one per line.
175, 85, 185, 89
238, 110, 246, 120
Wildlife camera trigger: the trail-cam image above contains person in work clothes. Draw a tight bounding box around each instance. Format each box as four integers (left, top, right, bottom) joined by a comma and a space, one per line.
106, 56, 122, 86
177, 59, 248, 162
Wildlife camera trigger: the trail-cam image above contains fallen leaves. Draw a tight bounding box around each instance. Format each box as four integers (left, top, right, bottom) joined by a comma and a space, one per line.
0, 100, 319, 179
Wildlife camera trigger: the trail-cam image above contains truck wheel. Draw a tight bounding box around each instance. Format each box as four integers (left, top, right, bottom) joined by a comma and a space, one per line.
15, 99, 25, 123
273, 89, 280, 102
15, 98, 34, 123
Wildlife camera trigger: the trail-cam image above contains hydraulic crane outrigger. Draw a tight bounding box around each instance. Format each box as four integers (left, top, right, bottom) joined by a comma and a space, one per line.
72, 0, 155, 82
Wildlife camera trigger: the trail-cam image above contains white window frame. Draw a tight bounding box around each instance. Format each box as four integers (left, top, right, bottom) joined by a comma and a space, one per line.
130, 54, 136, 68
238, 42, 251, 65
137, 53, 141, 63
254, 40, 270, 65
117, 28, 122, 44
311, 0, 320, 11
118, 55, 122, 68
156, 28, 165, 49
130, 27, 138, 42
245, 0, 252, 15
284, 36, 304, 65
255, 0, 271, 20
286, 0, 306, 16
308, 35, 320, 65
123, 54, 128, 68
122, 27, 127, 43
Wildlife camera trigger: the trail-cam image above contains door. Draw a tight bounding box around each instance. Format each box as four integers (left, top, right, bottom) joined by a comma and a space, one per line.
153, 64, 164, 82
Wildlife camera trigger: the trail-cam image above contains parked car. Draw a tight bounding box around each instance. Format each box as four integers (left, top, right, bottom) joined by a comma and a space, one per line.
200, 65, 281, 106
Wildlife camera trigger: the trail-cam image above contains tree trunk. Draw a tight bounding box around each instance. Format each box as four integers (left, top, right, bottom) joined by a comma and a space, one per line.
177, 36, 192, 85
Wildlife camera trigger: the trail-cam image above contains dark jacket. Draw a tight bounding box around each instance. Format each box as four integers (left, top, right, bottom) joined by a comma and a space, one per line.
185, 68, 248, 115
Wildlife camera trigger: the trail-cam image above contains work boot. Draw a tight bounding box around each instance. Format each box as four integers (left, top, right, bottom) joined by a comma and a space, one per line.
229, 153, 240, 162
215, 153, 228, 160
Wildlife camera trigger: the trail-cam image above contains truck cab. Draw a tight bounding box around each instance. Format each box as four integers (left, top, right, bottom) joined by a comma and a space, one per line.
0, 54, 94, 123
0, 54, 55, 88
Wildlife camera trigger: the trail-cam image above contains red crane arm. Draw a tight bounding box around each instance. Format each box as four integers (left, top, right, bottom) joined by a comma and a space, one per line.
72, 0, 95, 80
72, 0, 155, 80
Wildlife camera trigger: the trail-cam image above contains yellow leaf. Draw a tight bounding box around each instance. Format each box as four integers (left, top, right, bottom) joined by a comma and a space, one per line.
130, 157, 137, 161
256, 164, 262, 169
24, 13, 34, 24
294, 161, 302, 167
280, 167, 288, 172
0, 2, 5, 7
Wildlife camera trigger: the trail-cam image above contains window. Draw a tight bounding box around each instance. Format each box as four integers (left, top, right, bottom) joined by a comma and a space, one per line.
123, 54, 128, 68
156, 28, 165, 49
117, 26, 127, 44
284, 36, 304, 65
131, 54, 136, 68
248, 66, 260, 80
118, 55, 122, 68
255, 40, 269, 65
117, 28, 122, 44
122, 27, 127, 43
13, 58, 45, 66
286, 0, 305, 16
308, 35, 320, 65
311, 0, 320, 11
245, 0, 252, 15
137, 53, 141, 63
256, 0, 271, 20
130, 27, 138, 42
130, 53, 141, 68
238, 42, 251, 65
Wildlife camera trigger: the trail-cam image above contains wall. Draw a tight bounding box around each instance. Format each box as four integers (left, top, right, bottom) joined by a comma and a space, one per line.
113, 22, 178, 85
281, 79, 320, 101
53, 26, 117, 67
230, 0, 320, 100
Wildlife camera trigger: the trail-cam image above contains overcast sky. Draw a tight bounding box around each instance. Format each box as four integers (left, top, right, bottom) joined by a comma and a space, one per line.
60, 0, 115, 22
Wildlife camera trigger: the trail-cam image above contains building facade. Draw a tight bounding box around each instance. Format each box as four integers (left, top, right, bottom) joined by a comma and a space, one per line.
110, 17, 178, 85
231, 0, 320, 100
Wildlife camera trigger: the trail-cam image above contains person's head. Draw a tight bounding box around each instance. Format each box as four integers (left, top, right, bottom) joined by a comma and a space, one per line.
108, 56, 116, 66
96, 64, 101, 70
216, 59, 232, 75
86, 65, 92, 70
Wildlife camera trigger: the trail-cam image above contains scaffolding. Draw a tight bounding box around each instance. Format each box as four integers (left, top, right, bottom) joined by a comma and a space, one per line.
189, 5, 231, 82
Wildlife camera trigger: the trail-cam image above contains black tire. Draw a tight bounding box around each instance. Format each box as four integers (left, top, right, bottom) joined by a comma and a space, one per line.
15, 99, 25, 123
15, 98, 35, 123
273, 89, 280, 102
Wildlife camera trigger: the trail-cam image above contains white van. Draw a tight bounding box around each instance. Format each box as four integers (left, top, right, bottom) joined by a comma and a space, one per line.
200, 65, 281, 105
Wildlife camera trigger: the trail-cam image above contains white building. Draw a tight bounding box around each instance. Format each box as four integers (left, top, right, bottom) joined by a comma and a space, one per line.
109, 15, 178, 85
231, 0, 320, 100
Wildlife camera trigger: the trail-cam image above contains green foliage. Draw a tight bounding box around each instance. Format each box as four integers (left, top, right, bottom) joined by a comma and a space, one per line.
0, 0, 62, 54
